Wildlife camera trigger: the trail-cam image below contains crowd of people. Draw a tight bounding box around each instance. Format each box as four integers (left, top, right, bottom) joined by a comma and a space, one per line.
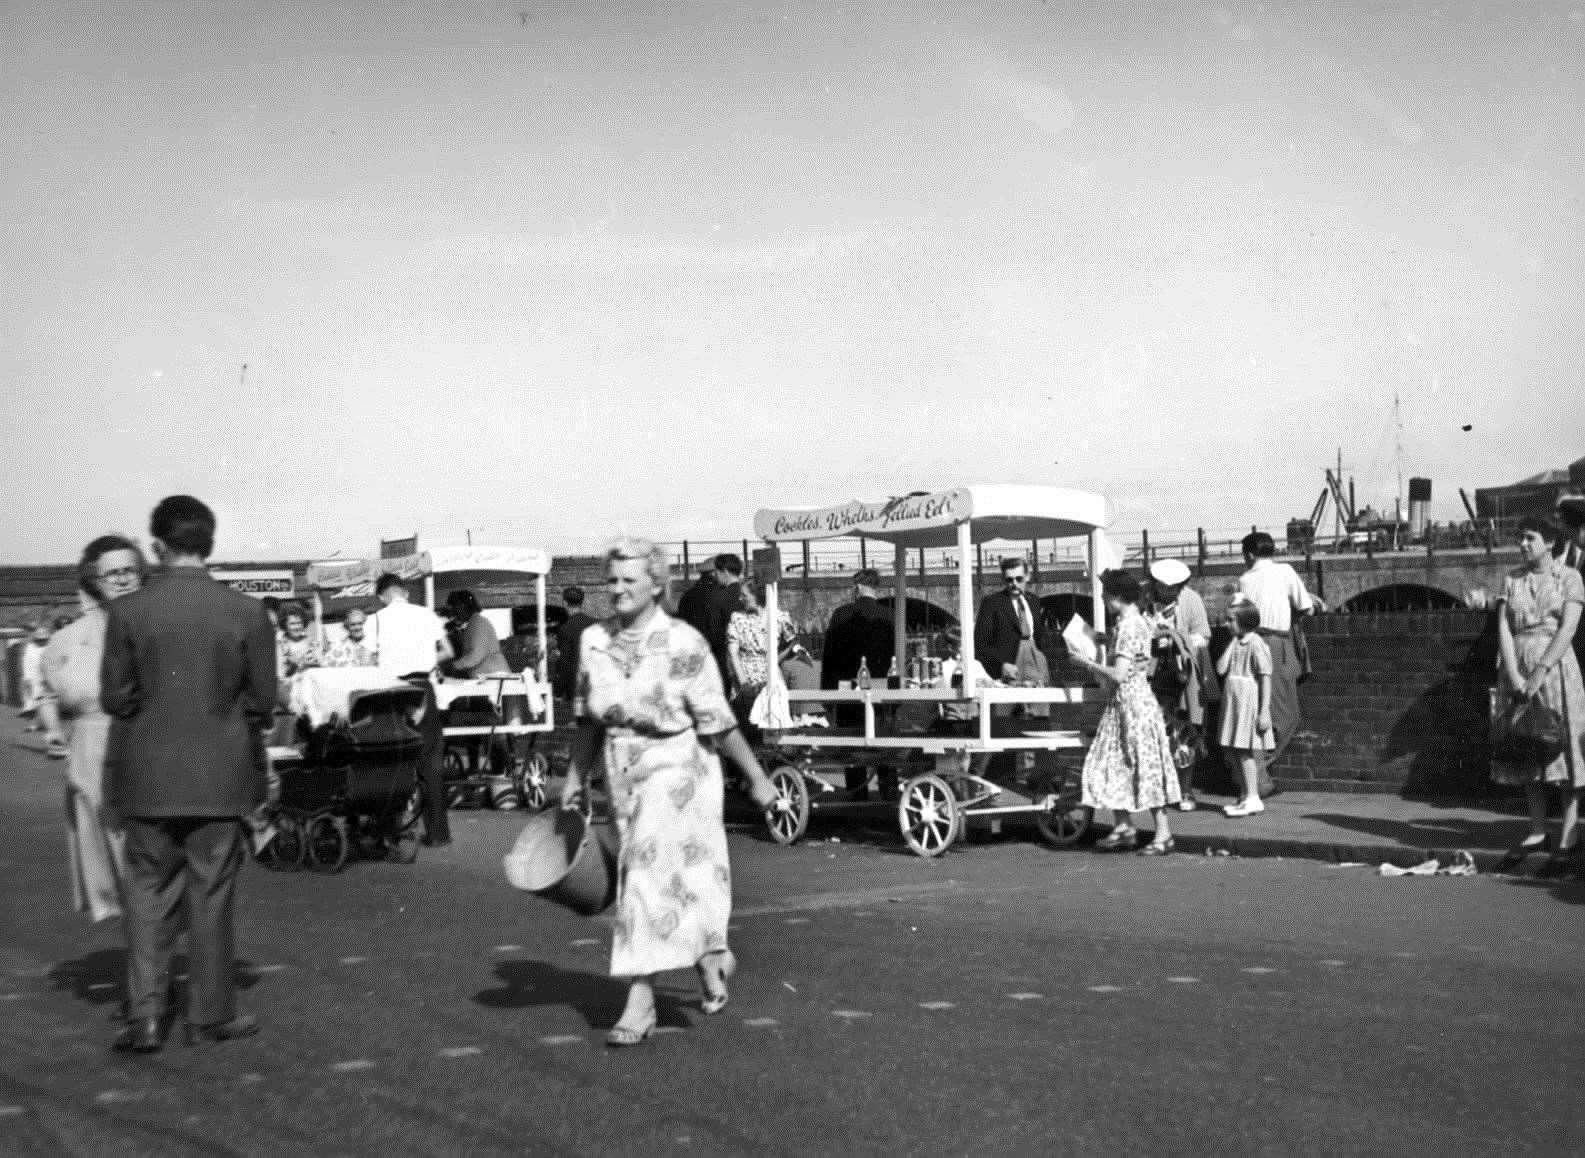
18, 490, 1585, 1057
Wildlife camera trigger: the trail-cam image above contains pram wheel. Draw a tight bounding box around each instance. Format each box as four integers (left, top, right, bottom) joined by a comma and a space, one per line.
513, 752, 549, 811
764, 765, 810, 846
261, 814, 307, 872
307, 815, 349, 873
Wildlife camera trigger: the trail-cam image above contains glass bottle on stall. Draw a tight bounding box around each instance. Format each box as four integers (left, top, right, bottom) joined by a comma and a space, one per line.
857, 655, 871, 691
886, 656, 901, 690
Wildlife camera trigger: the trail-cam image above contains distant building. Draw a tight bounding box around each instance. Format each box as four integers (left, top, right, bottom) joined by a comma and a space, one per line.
1474, 456, 1585, 520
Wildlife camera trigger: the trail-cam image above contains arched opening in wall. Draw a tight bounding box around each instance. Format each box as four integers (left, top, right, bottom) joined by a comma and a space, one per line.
1040, 593, 1099, 629
1339, 584, 1465, 613
875, 596, 957, 632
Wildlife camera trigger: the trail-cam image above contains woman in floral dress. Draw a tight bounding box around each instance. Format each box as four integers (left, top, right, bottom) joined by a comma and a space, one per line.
1492, 515, 1585, 875
725, 579, 796, 733
561, 538, 778, 1046
1072, 570, 1181, 855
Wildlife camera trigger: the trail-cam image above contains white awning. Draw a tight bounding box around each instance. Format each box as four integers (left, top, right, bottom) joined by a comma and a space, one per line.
753, 485, 1110, 549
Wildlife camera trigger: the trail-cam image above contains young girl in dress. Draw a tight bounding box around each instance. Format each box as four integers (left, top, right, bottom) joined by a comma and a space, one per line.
1217, 599, 1275, 817
1074, 570, 1181, 855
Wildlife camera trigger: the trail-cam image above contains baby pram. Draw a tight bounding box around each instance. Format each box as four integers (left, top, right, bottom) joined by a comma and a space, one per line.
258, 679, 426, 873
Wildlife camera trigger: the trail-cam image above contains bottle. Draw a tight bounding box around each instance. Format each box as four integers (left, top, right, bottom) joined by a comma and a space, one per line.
886, 656, 901, 690
857, 655, 871, 691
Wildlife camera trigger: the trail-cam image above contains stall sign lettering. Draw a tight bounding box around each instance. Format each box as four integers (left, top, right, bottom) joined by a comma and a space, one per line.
212, 570, 295, 598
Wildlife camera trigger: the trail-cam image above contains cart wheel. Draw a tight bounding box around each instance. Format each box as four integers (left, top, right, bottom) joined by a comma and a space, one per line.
898, 773, 959, 858
1035, 796, 1093, 847
764, 765, 810, 846
307, 815, 349, 873
270, 815, 307, 872
514, 752, 549, 811
442, 747, 468, 778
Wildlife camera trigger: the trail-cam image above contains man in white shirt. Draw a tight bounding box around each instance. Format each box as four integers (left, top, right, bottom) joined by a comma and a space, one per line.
368, 573, 454, 845
369, 575, 452, 679
1237, 532, 1323, 779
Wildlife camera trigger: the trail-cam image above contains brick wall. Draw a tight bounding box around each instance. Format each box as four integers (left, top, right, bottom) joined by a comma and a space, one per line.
1277, 610, 1499, 796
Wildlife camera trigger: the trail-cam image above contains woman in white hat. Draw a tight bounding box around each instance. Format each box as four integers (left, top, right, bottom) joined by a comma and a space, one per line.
1146, 558, 1211, 810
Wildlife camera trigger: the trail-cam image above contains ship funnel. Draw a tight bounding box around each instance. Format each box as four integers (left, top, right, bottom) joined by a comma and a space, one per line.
1408, 477, 1432, 537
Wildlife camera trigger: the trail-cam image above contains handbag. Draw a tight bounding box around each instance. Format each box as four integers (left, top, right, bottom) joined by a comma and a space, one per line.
1491, 697, 1567, 766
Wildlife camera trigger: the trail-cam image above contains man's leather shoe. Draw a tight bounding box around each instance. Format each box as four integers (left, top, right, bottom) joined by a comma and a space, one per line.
112, 1017, 165, 1054
183, 1014, 259, 1046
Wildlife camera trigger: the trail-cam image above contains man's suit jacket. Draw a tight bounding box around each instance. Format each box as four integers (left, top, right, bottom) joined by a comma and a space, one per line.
676, 575, 717, 637
554, 611, 597, 698
101, 567, 277, 819
703, 581, 742, 681
974, 588, 1049, 676
819, 597, 894, 689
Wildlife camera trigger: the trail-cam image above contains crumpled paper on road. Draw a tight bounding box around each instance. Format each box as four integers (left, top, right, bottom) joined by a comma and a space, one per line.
1378, 850, 1477, 878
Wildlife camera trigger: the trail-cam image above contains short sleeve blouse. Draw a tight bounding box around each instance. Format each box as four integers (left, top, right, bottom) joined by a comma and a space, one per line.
1501, 562, 1585, 635
577, 610, 737, 737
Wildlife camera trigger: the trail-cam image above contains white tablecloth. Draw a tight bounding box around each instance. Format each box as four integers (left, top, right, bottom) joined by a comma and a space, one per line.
287, 667, 413, 729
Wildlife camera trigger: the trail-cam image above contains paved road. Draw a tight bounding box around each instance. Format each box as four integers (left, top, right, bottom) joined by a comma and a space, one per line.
3, 718, 1583, 1157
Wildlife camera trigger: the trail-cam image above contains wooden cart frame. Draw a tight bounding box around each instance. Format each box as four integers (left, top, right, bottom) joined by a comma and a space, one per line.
752, 485, 1112, 856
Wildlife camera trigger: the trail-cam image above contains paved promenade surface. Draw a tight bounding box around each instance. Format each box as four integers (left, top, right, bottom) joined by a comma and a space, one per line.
3, 712, 1582, 1157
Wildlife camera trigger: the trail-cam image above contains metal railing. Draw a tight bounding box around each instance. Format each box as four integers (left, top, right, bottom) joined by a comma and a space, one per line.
656, 517, 1525, 581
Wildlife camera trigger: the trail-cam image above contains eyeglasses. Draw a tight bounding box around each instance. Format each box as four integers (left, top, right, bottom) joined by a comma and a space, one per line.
98, 567, 140, 581
1004, 574, 1027, 584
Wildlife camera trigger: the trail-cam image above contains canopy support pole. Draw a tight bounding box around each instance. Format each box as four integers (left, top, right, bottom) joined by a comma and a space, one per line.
536, 572, 551, 727
892, 542, 907, 676
1089, 528, 1106, 635
956, 521, 975, 669
764, 559, 783, 723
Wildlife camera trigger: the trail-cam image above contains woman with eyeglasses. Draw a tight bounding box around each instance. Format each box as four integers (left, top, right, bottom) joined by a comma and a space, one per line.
39, 535, 148, 921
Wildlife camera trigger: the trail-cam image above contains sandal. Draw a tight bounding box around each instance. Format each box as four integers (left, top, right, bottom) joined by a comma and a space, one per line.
1096, 828, 1137, 852
697, 949, 737, 1016
1137, 837, 1176, 857
605, 1009, 656, 1047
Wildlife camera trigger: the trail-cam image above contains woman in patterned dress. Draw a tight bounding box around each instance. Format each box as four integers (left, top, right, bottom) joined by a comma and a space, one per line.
1492, 515, 1585, 875
561, 538, 779, 1046
725, 579, 796, 733
1072, 570, 1181, 855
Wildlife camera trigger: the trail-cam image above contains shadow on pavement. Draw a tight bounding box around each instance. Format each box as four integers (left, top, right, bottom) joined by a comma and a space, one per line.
48, 948, 261, 1010
473, 960, 696, 1029
1497, 876, 1585, 905
1300, 811, 1527, 851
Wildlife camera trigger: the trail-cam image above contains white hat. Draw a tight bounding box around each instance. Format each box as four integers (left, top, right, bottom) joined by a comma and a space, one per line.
1149, 558, 1191, 587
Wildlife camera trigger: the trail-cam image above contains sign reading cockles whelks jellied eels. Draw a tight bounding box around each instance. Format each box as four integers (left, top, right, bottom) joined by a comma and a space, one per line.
753, 489, 970, 542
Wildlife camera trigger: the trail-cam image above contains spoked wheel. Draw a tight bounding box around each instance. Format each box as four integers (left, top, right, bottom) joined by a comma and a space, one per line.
898, 772, 959, 858
307, 814, 349, 874
265, 814, 307, 872
764, 765, 811, 846
513, 752, 550, 811
1035, 796, 1094, 847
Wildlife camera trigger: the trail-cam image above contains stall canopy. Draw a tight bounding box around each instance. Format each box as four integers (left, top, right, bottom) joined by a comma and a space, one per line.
753, 485, 1110, 549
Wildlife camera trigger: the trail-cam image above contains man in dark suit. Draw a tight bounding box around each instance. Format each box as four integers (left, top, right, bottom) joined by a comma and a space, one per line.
553, 585, 598, 701
702, 553, 744, 686
974, 556, 1050, 684
102, 495, 275, 1053
820, 568, 894, 694
819, 568, 897, 798
675, 563, 716, 635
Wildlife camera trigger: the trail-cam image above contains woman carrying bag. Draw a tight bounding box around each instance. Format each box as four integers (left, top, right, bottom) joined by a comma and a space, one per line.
1492, 515, 1585, 876
561, 538, 777, 1046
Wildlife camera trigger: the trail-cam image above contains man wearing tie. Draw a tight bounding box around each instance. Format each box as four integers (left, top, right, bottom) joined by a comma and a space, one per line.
974, 556, 1050, 688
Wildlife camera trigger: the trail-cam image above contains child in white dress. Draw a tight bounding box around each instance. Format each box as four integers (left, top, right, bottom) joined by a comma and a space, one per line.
1217, 600, 1275, 817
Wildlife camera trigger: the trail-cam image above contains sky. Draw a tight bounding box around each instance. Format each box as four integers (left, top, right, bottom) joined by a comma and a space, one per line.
3, 0, 1583, 563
